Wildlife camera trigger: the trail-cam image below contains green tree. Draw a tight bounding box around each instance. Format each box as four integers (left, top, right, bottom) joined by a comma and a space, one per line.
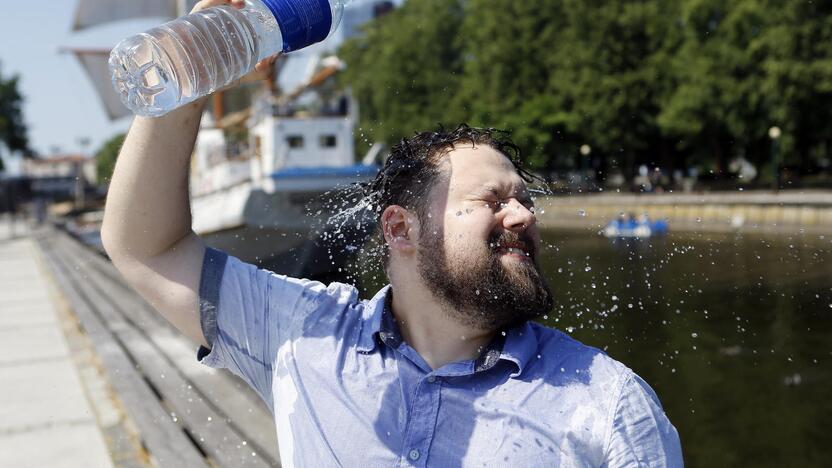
455, 0, 579, 171
759, 0, 832, 173
95, 133, 126, 186
458, 0, 683, 174
339, 0, 465, 156
0, 63, 30, 171
341, 0, 683, 176
659, 1, 775, 175
657, 0, 832, 179
340, 0, 832, 183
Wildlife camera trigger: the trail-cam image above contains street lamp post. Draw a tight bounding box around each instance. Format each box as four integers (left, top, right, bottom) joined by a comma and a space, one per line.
768, 126, 781, 191
579, 144, 592, 178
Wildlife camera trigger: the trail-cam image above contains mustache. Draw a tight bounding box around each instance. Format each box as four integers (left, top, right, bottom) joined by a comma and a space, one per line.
489, 230, 537, 259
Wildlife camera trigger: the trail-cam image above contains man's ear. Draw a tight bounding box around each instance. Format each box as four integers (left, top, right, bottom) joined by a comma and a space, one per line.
381, 205, 419, 257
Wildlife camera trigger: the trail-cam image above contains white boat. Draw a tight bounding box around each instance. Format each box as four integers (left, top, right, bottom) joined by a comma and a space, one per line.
189, 68, 380, 269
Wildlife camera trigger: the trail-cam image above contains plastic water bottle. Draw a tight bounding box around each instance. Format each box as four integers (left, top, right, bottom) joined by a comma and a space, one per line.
109, 0, 347, 117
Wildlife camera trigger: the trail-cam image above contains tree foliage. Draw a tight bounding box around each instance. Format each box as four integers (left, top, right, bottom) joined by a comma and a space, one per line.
95, 133, 126, 186
339, 0, 832, 179
0, 62, 30, 171
340, 0, 465, 156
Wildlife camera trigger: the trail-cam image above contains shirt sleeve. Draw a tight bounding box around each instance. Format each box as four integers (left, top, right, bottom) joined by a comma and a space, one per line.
603, 372, 684, 467
195, 247, 330, 411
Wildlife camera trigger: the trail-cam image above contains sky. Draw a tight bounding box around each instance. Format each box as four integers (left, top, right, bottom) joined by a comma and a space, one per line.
0, 1, 170, 172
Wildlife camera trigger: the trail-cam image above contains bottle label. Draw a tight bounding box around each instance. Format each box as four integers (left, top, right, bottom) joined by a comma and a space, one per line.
261, 0, 333, 52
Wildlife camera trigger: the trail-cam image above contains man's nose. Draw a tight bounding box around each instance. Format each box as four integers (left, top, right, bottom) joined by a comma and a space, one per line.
501, 199, 536, 231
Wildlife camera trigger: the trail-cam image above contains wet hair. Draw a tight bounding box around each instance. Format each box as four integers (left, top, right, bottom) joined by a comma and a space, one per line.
364, 124, 535, 266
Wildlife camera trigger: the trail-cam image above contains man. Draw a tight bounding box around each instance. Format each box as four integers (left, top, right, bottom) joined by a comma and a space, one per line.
102, 2, 683, 466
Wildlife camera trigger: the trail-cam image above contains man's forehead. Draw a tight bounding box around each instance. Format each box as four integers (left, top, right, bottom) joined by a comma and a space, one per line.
443, 145, 526, 191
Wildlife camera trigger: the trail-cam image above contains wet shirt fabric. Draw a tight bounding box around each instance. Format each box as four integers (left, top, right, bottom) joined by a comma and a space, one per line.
197, 248, 683, 467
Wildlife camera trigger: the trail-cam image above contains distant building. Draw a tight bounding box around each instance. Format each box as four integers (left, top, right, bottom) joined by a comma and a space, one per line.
23, 154, 95, 182
22, 155, 96, 202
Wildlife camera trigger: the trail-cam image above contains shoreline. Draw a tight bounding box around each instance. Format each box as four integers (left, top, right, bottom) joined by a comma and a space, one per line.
535, 190, 832, 235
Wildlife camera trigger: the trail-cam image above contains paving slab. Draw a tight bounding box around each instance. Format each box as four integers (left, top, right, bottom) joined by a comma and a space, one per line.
0, 359, 94, 431
0, 304, 57, 328
0, 325, 73, 365
0, 223, 114, 468
0, 423, 114, 468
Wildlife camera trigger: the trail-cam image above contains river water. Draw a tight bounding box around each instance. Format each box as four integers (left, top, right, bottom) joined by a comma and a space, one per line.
354, 228, 832, 466
535, 229, 831, 467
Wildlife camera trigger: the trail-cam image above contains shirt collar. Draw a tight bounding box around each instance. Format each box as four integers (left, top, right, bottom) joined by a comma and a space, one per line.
499, 321, 539, 378
355, 285, 540, 379
356, 285, 391, 353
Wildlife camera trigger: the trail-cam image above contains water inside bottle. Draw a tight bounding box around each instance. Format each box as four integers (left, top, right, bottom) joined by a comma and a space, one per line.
110, 6, 259, 116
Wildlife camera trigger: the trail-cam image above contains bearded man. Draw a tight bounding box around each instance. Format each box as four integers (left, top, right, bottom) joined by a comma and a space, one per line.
102, 3, 682, 466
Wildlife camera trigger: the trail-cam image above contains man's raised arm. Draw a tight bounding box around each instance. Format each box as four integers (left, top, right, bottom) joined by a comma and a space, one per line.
100, 0, 275, 348
101, 99, 210, 347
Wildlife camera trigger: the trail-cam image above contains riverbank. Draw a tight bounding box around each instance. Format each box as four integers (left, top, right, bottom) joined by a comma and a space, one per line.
535, 189, 832, 234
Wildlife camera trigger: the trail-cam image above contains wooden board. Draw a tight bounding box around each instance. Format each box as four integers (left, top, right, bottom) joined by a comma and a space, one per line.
35, 234, 210, 467
54, 232, 280, 464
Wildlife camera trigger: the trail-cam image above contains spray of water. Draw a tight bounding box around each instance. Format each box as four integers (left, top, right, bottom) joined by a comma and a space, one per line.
300, 179, 387, 290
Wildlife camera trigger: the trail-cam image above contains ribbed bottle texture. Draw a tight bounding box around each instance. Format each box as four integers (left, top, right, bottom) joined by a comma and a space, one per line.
109, 0, 345, 117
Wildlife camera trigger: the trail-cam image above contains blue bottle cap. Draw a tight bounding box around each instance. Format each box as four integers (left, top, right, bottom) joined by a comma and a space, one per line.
261, 0, 333, 52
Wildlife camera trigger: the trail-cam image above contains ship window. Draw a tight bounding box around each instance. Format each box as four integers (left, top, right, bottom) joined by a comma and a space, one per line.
287, 135, 304, 148
320, 135, 337, 148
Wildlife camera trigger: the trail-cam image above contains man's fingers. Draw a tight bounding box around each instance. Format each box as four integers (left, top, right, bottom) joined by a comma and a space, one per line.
190, 0, 245, 14
253, 54, 279, 73
241, 55, 277, 84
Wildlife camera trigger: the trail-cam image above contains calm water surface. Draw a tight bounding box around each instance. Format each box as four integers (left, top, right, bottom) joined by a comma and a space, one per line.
354, 228, 832, 467
535, 229, 832, 467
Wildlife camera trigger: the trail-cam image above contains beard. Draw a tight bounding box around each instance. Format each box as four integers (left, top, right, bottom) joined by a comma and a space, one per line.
417, 223, 554, 331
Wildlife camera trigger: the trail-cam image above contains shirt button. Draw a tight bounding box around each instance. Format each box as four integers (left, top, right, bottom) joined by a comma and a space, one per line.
426, 376, 436, 383
408, 449, 420, 461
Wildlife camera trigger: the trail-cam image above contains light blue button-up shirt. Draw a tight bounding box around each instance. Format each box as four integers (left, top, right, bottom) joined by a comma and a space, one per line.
198, 249, 683, 467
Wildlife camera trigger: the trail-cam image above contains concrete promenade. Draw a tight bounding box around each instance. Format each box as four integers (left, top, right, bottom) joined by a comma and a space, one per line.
0, 219, 114, 468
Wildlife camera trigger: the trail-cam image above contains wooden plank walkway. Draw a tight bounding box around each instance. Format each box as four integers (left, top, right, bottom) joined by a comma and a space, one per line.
34, 226, 281, 467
